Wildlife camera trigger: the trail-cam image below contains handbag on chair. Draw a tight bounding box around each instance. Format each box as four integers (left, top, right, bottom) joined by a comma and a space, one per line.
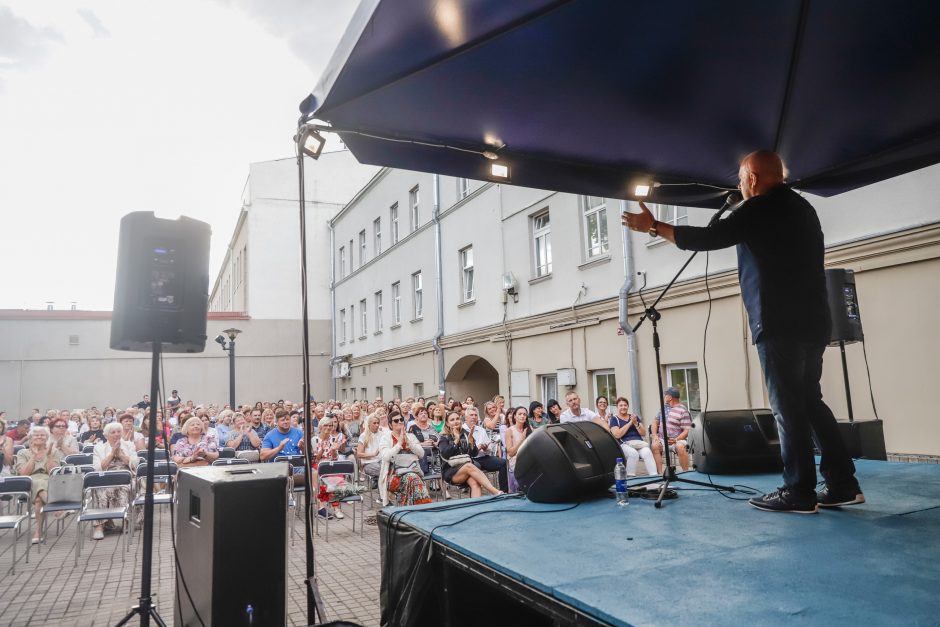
393, 453, 420, 476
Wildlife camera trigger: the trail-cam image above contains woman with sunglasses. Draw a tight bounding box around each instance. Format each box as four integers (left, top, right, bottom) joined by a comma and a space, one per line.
438, 412, 503, 498
48, 417, 80, 455
377, 411, 432, 507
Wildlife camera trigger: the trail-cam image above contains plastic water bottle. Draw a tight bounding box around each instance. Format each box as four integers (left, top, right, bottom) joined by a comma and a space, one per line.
614, 457, 629, 506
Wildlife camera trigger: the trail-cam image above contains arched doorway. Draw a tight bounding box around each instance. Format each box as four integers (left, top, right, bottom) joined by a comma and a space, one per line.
445, 354, 499, 405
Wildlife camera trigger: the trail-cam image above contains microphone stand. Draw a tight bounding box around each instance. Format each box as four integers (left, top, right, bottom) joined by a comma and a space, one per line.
628, 195, 739, 507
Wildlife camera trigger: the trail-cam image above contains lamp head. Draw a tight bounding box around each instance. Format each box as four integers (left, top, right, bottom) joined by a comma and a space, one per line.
223, 328, 242, 341
296, 124, 326, 160
214, 334, 226, 346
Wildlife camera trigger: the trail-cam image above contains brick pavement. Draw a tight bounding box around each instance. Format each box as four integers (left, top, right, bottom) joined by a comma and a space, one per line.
0, 500, 383, 626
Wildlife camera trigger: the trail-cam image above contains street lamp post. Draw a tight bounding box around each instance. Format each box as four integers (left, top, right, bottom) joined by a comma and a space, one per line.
215, 328, 242, 409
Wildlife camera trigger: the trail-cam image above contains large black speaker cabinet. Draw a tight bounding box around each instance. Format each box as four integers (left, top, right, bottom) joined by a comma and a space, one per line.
825, 268, 864, 345
514, 422, 622, 503
174, 464, 289, 627
689, 409, 784, 474
110, 212, 211, 353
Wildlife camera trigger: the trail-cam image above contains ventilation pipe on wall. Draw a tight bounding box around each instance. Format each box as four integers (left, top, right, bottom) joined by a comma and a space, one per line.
619, 200, 642, 410
432, 174, 446, 397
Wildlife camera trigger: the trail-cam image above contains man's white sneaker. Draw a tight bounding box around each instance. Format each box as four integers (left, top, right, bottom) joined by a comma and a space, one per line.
334, 508, 345, 519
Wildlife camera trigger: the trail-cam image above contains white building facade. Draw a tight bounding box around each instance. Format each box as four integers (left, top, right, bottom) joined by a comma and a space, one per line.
331, 164, 940, 458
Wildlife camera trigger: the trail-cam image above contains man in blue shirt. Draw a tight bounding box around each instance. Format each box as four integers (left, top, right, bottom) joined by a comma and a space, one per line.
623, 150, 863, 514
261, 409, 306, 485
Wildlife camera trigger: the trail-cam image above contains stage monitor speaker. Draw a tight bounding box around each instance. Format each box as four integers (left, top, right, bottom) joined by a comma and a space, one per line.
825, 268, 863, 345
110, 211, 211, 353
174, 464, 289, 627
690, 409, 784, 475
514, 422, 622, 503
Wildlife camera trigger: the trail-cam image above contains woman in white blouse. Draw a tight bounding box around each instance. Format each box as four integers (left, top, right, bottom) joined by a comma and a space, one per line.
91, 422, 138, 540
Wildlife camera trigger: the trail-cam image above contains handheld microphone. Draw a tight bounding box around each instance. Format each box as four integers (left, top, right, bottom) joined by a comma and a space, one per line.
707, 191, 743, 226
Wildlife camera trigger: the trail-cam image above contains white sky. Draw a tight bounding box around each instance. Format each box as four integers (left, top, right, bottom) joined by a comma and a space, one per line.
0, 0, 358, 310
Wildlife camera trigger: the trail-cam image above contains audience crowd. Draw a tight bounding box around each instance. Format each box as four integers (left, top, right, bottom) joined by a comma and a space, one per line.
0, 386, 692, 543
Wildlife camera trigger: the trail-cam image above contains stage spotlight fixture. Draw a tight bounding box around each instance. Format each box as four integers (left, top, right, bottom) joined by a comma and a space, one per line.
482, 150, 499, 160
490, 162, 510, 181
634, 183, 651, 197
214, 333, 226, 346
297, 125, 326, 160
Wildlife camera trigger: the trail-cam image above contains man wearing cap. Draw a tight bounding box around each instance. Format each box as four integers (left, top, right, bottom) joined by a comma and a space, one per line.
650, 387, 692, 473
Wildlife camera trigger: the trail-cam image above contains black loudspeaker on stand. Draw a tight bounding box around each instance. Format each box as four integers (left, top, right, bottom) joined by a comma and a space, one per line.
515, 422, 623, 503
112, 212, 211, 627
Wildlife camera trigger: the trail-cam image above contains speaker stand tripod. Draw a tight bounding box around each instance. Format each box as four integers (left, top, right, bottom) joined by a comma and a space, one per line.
116, 342, 166, 627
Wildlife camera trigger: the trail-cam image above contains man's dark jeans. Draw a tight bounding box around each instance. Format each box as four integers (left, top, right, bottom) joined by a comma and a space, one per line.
756, 337, 858, 499
474, 455, 508, 492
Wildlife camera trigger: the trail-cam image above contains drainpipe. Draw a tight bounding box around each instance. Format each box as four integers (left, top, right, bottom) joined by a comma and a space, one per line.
329, 220, 337, 400
432, 174, 446, 397
619, 200, 641, 410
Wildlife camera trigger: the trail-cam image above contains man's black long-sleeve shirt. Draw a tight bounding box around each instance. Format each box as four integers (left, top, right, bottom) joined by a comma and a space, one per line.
673, 185, 831, 345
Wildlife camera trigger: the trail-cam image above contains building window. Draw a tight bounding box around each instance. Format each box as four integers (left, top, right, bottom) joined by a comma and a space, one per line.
375, 290, 383, 331
460, 246, 474, 303
361, 387, 368, 400
339, 308, 346, 343
350, 304, 355, 340
373, 217, 382, 256
338, 246, 346, 279
581, 196, 609, 259
390, 203, 399, 244
359, 298, 367, 337
393, 385, 402, 401
412, 271, 423, 319
414, 382, 424, 398
410, 185, 420, 231
348, 239, 354, 273
241, 246, 247, 285
376, 386, 383, 400
540, 374, 558, 405
392, 281, 402, 325
650, 204, 689, 239
666, 363, 700, 411
457, 178, 469, 200
359, 230, 367, 266
533, 211, 552, 277
592, 370, 617, 405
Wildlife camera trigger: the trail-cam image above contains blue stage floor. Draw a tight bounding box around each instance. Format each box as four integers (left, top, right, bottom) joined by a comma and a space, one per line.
387, 460, 940, 626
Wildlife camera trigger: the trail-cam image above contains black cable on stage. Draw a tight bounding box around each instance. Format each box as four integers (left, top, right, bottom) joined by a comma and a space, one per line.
160, 354, 206, 627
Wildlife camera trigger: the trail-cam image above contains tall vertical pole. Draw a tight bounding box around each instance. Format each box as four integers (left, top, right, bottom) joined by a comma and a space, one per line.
228, 339, 236, 410
139, 341, 161, 626
839, 341, 855, 423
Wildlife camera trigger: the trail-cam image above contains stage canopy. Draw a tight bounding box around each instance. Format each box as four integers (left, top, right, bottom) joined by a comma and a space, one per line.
302, 0, 940, 208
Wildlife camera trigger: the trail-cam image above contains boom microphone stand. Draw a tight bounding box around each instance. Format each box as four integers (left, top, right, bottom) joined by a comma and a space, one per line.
629, 194, 739, 508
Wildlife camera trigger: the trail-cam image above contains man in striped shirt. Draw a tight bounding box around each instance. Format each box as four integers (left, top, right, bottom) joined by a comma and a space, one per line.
650, 387, 692, 472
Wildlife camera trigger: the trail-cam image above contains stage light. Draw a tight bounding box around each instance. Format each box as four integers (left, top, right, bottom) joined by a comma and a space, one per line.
296, 125, 326, 160
482, 150, 499, 160
490, 162, 510, 181
634, 184, 651, 197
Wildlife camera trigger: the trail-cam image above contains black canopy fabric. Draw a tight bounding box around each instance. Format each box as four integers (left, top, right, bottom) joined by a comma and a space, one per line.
303, 0, 940, 207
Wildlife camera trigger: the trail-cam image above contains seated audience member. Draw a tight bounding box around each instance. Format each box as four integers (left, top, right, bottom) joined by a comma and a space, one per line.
480, 402, 503, 457
356, 415, 382, 482
0, 418, 13, 475
6, 419, 30, 447
48, 416, 80, 456
249, 408, 268, 439
546, 399, 563, 424
438, 412, 502, 498
215, 409, 235, 444
609, 397, 657, 477
14, 426, 64, 543
226, 413, 262, 454
172, 416, 220, 468
311, 416, 347, 518
559, 391, 602, 426
429, 404, 445, 434
595, 396, 612, 422
68, 411, 82, 437
262, 408, 277, 435
170, 410, 192, 446
527, 401, 550, 430
407, 406, 439, 475
119, 413, 146, 451
261, 409, 306, 485
463, 407, 508, 492
80, 415, 105, 445
91, 422, 139, 539
378, 411, 432, 507
101, 407, 116, 424
504, 406, 532, 492
651, 387, 692, 472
